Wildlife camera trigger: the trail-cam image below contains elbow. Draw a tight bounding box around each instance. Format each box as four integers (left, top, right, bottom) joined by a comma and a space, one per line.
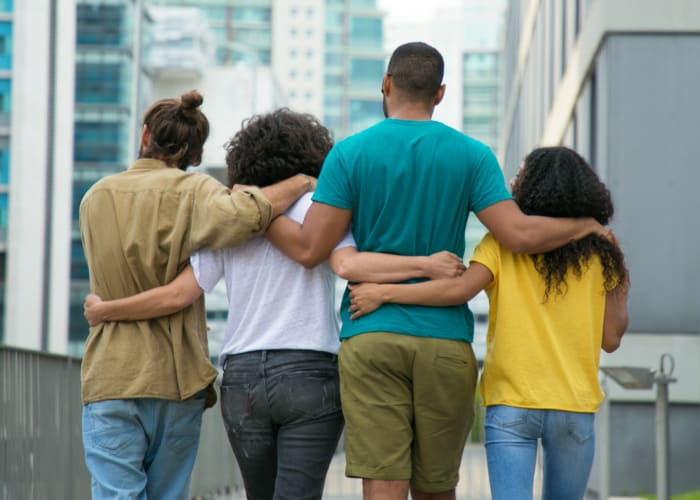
602, 319, 627, 353
330, 258, 352, 280
602, 337, 621, 353
298, 249, 325, 269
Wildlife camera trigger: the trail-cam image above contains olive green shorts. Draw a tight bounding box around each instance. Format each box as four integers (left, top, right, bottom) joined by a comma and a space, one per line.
338, 331, 478, 493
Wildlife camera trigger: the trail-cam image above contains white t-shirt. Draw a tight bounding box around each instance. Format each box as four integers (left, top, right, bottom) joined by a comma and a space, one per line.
190, 193, 355, 363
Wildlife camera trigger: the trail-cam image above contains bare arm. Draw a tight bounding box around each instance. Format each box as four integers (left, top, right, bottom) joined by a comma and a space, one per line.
328, 246, 466, 282
348, 262, 494, 319
601, 285, 628, 353
258, 174, 315, 219
477, 199, 606, 254
265, 202, 352, 268
83, 265, 203, 326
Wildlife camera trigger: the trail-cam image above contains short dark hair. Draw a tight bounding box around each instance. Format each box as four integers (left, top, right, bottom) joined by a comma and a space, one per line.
387, 42, 444, 102
225, 108, 334, 188
140, 90, 209, 170
512, 146, 629, 299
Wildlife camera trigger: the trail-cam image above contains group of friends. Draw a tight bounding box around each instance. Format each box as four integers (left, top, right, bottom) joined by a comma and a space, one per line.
79, 42, 629, 500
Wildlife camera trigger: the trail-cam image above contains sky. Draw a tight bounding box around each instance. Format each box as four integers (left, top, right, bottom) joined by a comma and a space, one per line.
377, 0, 464, 25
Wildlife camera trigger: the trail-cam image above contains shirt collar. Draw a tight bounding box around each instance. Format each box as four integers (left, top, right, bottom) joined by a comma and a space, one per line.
129, 158, 173, 171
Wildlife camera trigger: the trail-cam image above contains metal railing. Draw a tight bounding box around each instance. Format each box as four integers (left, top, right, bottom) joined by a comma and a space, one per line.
0, 346, 240, 500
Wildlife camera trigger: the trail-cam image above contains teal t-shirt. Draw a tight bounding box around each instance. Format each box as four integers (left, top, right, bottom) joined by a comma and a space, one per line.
313, 118, 511, 342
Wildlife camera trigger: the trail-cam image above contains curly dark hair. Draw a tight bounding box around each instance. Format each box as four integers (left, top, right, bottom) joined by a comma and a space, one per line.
511, 147, 629, 300
225, 108, 333, 188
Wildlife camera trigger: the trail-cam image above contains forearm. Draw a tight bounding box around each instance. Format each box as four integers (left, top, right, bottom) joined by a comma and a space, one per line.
516, 216, 601, 254
331, 251, 431, 283
477, 200, 605, 254
602, 286, 629, 352
260, 175, 313, 219
92, 289, 186, 322
379, 279, 472, 306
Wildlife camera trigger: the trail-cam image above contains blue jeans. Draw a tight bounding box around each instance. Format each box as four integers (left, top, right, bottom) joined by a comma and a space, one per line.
220, 350, 344, 500
485, 405, 595, 500
82, 397, 204, 499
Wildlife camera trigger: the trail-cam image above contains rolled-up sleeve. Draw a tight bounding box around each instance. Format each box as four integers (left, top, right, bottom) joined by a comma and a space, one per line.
189, 176, 273, 251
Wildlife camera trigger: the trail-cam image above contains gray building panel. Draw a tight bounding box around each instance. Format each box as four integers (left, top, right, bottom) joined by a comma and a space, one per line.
600, 34, 700, 334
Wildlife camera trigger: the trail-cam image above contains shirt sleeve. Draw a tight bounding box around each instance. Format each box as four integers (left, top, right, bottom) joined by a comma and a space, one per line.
190, 249, 225, 293
470, 232, 500, 285
469, 147, 512, 213
189, 175, 272, 251
311, 145, 354, 210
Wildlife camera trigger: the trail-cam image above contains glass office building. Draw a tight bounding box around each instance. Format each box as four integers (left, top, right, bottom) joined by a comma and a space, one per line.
0, 0, 11, 342
462, 50, 501, 153
149, 0, 273, 65
324, 0, 384, 139
69, 0, 148, 351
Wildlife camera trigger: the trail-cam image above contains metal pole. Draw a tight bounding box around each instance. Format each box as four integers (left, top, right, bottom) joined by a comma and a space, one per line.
599, 377, 611, 500
654, 354, 676, 500
655, 379, 669, 500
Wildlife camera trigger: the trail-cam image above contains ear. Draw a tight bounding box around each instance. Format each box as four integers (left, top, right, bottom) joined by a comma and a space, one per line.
140, 124, 151, 148
434, 84, 446, 106
382, 72, 391, 96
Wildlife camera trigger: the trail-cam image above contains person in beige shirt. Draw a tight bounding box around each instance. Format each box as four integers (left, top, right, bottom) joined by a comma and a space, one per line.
79, 90, 312, 500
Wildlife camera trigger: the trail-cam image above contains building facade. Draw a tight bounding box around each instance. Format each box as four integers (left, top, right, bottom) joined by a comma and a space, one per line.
0, 0, 11, 343
5, 0, 75, 353
501, 0, 700, 495
323, 0, 384, 138
68, 0, 151, 353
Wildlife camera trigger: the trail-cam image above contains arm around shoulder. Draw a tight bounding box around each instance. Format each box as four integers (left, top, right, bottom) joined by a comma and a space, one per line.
477, 199, 605, 254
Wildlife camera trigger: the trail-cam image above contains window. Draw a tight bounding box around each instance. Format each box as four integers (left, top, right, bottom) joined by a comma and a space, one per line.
350, 58, 383, 86
77, 4, 126, 46
76, 63, 124, 104
350, 17, 382, 46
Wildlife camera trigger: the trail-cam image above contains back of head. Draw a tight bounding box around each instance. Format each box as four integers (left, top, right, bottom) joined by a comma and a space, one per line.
512, 146, 613, 224
140, 90, 209, 170
387, 42, 444, 103
225, 108, 333, 188
512, 147, 627, 299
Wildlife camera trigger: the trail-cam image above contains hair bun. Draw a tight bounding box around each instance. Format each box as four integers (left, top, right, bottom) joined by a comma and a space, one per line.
180, 90, 203, 111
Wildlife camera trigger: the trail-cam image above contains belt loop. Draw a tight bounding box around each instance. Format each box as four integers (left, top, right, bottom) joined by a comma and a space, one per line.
261, 350, 268, 362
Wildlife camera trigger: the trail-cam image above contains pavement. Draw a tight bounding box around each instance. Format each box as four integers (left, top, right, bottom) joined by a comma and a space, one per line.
215, 443, 534, 499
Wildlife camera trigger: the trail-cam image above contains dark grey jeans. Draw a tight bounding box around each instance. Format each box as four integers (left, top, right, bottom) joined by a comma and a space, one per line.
220, 350, 344, 500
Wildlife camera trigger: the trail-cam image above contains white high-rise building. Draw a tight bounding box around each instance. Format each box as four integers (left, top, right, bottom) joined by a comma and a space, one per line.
271, 0, 325, 117
5, 0, 76, 353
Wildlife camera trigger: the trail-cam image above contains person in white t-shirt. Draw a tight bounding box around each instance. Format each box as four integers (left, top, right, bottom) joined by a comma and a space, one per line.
83, 109, 464, 500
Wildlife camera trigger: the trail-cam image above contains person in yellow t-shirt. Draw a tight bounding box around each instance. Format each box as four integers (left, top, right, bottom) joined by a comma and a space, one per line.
347, 146, 629, 500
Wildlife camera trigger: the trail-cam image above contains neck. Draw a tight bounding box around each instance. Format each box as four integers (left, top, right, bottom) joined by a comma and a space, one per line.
387, 102, 433, 121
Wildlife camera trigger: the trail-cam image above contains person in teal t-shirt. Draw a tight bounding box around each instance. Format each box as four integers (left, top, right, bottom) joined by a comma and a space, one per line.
266, 42, 607, 500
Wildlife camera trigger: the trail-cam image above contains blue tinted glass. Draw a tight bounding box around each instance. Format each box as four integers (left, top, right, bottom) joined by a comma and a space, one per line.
350, 17, 381, 45
74, 122, 123, 163
76, 63, 123, 104
350, 58, 383, 86
0, 147, 8, 184
77, 4, 125, 46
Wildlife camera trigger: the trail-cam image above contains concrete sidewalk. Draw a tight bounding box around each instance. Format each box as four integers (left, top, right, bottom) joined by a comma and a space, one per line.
217, 444, 500, 499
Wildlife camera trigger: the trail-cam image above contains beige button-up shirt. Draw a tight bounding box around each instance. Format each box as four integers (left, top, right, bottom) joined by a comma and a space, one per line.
79, 159, 272, 405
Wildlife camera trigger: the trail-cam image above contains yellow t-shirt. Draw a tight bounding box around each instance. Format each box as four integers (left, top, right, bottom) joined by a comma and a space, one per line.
471, 233, 606, 413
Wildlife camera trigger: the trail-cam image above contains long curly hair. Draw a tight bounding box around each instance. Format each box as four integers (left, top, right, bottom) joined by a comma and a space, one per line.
225, 108, 333, 188
511, 147, 629, 300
